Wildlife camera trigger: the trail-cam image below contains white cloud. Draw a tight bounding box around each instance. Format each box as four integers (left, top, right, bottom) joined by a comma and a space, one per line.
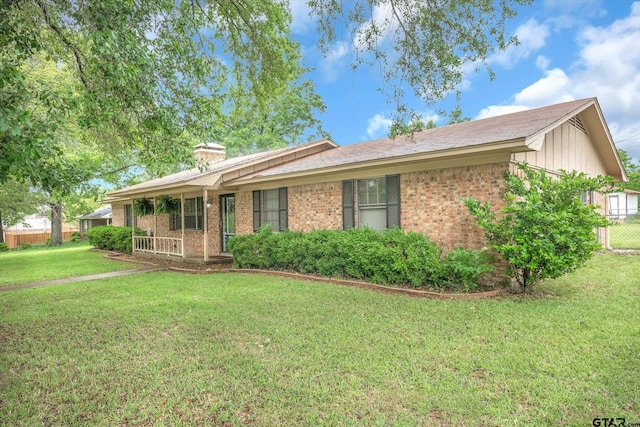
365, 111, 440, 139
476, 2, 640, 157
366, 113, 393, 138
288, 0, 314, 34
319, 41, 350, 82
475, 105, 529, 120
476, 67, 573, 119
489, 19, 550, 68
572, 2, 640, 115
513, 68, 573, 106
353, 2, 396, 52
535, 55, 550, 71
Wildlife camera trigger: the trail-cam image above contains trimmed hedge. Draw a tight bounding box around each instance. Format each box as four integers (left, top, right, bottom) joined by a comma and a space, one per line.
86, 226, 145, 254
228, 227, 494, 292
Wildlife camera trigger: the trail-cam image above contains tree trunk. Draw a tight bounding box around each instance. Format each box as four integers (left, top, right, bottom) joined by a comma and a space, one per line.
0, 211, 4, 244
50, 201, 63, 247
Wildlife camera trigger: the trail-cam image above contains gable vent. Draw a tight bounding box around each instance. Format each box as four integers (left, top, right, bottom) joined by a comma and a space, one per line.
568, 115, 587, 134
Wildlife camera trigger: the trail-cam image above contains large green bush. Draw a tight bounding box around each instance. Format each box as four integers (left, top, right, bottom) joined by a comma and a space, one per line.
465, 163, 611, 292
228, 226, 493, 292
86, 226, 145, 254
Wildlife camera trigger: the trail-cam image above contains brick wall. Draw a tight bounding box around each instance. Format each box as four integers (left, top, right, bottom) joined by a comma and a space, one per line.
232, 163, 507, 252
235, 191, 254, 236
288, 181, 342, 231
400, 163, 507, 251
111, 203, 125, 227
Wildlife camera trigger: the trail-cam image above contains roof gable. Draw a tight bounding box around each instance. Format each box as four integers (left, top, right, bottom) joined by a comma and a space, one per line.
231, 98, 626, 183
105, 139, 337, 200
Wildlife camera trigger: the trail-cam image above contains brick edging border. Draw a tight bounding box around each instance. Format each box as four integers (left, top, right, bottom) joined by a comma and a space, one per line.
97, 250, 501, 299
229, 268, 502, 300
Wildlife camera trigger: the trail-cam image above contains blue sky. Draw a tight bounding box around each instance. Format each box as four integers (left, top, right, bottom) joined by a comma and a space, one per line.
288, 0, 640, 161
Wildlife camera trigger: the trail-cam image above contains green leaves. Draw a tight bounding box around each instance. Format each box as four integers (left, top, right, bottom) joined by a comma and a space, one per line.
309, 0, 531, 128
464, 163, 612, 292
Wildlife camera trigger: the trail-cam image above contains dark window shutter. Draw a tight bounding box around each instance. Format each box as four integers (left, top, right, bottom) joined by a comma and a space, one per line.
386, 174, 401, 228
279, 187, 288, 231
342, 180, 354, 229
253, 191, 261, 232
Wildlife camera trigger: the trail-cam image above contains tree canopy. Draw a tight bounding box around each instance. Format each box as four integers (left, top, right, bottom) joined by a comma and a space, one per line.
617, 149, 640, 192
2, 0, 531, 189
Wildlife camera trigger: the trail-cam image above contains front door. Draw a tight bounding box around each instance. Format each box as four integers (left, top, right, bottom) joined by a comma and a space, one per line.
220, 194, 235, 253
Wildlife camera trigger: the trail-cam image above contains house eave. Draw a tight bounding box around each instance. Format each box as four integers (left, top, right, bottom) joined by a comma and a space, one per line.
222, 138, 528, 189
105, 139, 339, 200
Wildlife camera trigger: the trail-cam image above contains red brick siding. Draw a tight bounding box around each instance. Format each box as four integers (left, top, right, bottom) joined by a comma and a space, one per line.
288, 181, 343, 231
400, 163, 507, 251
232, 164, 506, 252
111, 203, 125, 227
235, 191, 254, 236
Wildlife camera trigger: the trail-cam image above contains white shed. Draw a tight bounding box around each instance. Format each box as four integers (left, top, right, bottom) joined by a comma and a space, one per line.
608, 190, 639, 219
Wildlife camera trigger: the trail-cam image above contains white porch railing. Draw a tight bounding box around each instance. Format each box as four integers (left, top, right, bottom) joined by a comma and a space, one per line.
133, 236, 182, 256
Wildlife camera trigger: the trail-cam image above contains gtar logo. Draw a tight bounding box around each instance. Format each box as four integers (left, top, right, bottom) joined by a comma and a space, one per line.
592, 418, 626, 427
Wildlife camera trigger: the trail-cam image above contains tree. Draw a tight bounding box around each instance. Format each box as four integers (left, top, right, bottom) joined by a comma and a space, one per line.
2, 0, 313, 186
3, 0, 531, 188
210, 68, 328, 157
310, 0, 532, 126
616, 149, 640, 192
464, 164, 611, 292
446, 105, 471, 125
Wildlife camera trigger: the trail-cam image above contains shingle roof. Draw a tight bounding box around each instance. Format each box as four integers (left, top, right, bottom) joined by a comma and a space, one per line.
243, 98, 595, 179
107, 144, 314, 197
107, 140, 336, 201
77, 205, 112, 220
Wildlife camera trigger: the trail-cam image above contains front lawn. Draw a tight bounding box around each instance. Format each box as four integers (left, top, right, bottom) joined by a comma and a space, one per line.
0, 253, 638, 425
609, 222, 640, 249
0, 242, 141, 287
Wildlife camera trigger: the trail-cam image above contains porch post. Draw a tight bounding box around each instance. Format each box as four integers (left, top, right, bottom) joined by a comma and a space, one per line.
203, 189, 209, 262
131, 198, 136, 253
153, 196, 157, 254
180, 192, 185, 258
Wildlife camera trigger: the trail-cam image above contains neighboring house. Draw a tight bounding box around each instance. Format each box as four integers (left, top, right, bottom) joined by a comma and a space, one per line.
608, 189, 639, 219
77, 205, 112, 235
4, 208, 51, 233
2, 207, 79, 248
105, 98, 626, 262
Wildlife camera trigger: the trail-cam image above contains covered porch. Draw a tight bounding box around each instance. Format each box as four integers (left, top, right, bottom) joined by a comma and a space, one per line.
127, 188, 236, 263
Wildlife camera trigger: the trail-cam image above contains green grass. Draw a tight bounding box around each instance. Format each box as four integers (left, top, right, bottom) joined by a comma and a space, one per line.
0, 242, 140, 287
609, 222, 640, 249
1, 252, 639, 425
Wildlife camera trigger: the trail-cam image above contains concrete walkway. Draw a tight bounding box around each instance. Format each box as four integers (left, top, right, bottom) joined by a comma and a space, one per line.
0, 266, 167, 292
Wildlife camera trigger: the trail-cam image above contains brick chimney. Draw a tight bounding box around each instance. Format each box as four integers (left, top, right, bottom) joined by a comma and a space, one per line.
194, 142, 226, 164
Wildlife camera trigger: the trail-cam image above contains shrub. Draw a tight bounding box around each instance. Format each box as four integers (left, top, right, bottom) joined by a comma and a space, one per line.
0, 242, 8, 251
228, 227, 493, 292
86, 226, 145, 254
465, 163, 611, 292
20, 243, 32, 250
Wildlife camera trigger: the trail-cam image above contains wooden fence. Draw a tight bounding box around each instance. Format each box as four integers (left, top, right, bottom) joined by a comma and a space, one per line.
3, 231, 76, 249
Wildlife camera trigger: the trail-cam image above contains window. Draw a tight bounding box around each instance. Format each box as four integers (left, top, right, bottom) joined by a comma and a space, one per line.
349, 175, 400, 231
580, 191, 595, 205
253, 188, 287, 231
170, 197, 204, 231
124, 204, 133, 227
342, 180, 355, 229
